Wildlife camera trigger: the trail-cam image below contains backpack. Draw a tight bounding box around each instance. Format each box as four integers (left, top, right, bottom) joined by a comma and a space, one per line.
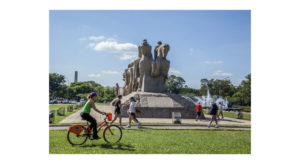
111, 99, 118, 106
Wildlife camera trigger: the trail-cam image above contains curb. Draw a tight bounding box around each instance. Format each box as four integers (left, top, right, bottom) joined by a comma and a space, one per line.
49, 124, 250, 129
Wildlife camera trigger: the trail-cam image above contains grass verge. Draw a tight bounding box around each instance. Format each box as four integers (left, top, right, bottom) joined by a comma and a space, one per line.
49, 129, 250, 154
222, 112, 251, 121
49, 104, 79, 124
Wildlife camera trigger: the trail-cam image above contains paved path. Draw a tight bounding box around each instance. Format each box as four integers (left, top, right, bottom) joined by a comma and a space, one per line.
50, 124, 250, 131
59, 105, 251, 126
59, 105, 113, 124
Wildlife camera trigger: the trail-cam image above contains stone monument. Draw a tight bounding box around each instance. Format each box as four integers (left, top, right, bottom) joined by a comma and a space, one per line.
114, 39, 196, 118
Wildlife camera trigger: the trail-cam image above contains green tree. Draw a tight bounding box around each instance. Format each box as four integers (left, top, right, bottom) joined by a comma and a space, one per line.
49, 73, 65, 98
179, 87, 200, 98
238, 74, 251, 106
199, 78, 235, 97
68, 81, 98, 100
165, 75, 186, 94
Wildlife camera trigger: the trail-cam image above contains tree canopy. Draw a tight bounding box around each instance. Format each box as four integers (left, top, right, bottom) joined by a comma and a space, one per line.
49, 73, 66, 99
49, 73, 115, 102
165, 75, 186, 94
165, 74, 251, 106
49, 72, 251, 106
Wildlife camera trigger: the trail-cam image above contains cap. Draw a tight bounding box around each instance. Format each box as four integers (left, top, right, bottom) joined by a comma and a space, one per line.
89, 92, 98, 97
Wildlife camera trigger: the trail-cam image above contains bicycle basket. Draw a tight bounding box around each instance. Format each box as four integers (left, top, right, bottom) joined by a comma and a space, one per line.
68, 125, 83, 135
107, 112, 112, 121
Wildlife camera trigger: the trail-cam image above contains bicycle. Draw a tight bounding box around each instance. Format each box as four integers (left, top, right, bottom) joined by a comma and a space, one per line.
67, 112, 122, 145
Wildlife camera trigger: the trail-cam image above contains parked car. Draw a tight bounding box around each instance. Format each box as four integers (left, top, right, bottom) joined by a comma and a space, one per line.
79, 99, 86, 106
49, 99, 58, 104
69, 100, 77, 104
62, 100, 69, 104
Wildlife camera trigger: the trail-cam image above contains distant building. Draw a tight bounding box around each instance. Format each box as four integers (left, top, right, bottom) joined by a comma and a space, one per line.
74, 71, 78, 82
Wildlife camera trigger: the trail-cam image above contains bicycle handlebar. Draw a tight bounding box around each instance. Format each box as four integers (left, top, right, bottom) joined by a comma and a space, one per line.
101, 113, 108, 120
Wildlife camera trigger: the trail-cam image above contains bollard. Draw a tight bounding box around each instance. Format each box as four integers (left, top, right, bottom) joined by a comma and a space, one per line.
49, 110, 55, 123
172, 112, 181, 124
67, 105, 73, 112
236, 110, 243, 119
57, 107, 65, 116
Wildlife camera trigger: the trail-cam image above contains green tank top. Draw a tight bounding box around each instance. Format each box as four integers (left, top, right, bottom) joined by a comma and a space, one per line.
82, 102, 92, 114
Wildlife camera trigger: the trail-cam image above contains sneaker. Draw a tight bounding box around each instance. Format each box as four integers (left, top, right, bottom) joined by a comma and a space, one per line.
119, 126, 124, 129
207, 124, 211, 128
126, 124, 131, 128
195, 119, 198, 122
215, 125, 219, 128
92, 136, 100, 140
137, 123, 141, 128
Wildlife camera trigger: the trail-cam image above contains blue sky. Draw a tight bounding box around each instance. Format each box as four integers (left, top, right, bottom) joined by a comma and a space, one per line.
50, 10, 250, 88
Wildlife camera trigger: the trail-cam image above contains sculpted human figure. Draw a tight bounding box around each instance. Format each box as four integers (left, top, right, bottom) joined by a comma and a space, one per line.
115, 83, 119, 96
123, 68, 130, 95
132, 59, 140, 92
154, 41, 162, 60
129, 67, 134, 93
151, 43, 170, 82
121, 39, 170, 94
137, 39, 153, 91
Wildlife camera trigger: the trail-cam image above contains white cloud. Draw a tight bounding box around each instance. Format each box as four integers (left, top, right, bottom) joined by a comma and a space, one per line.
120, 53, 136, 60
88, 74, 101, 78
204, 60, 224, 64
89, 36, 105, 41
211, 70, 232, 77
93, 41, 138, 53
86, 36, 138, 60
169, 68, 181, 74
101, 70, 119, 74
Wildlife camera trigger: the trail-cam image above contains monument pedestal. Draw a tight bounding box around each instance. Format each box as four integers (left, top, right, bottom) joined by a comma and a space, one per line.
117, 92, 196, 119
142, 75, 165, 93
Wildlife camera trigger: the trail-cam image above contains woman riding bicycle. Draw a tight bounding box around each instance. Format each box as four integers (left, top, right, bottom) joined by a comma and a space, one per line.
80, 92, 106, 140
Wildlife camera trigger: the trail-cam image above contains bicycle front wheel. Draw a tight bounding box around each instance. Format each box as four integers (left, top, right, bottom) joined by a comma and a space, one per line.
103, 125, 122, 144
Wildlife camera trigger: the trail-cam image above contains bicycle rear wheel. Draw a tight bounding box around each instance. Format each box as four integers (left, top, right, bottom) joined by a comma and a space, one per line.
67, 126, 88, 145
103, 125, 122, 144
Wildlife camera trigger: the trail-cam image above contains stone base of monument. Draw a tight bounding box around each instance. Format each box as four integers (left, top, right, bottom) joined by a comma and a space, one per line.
116, 92, 196, 119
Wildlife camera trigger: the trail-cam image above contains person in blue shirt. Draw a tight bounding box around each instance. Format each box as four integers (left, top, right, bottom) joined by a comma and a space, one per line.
208, 103, 219, 128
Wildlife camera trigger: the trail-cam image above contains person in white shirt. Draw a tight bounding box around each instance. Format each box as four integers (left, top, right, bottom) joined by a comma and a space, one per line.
126, 97, 141, 128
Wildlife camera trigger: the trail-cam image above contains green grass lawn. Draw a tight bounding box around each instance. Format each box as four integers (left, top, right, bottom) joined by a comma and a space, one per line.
222, 112, 251, 121
49, 129, 251, 154
203, 109, 251, 121
49, 104, 70, 110
49, 104, 79, 124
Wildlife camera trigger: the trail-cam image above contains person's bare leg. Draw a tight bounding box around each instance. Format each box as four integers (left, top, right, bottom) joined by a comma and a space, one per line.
128, 115, 132, 125
215, 119, 218, 125
133, 118, 139, 123
111, 114, 118, 124
118, 115, 122, 126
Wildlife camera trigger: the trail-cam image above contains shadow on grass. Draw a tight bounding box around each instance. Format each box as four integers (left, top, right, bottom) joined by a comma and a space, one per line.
80, 143, 135, 151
